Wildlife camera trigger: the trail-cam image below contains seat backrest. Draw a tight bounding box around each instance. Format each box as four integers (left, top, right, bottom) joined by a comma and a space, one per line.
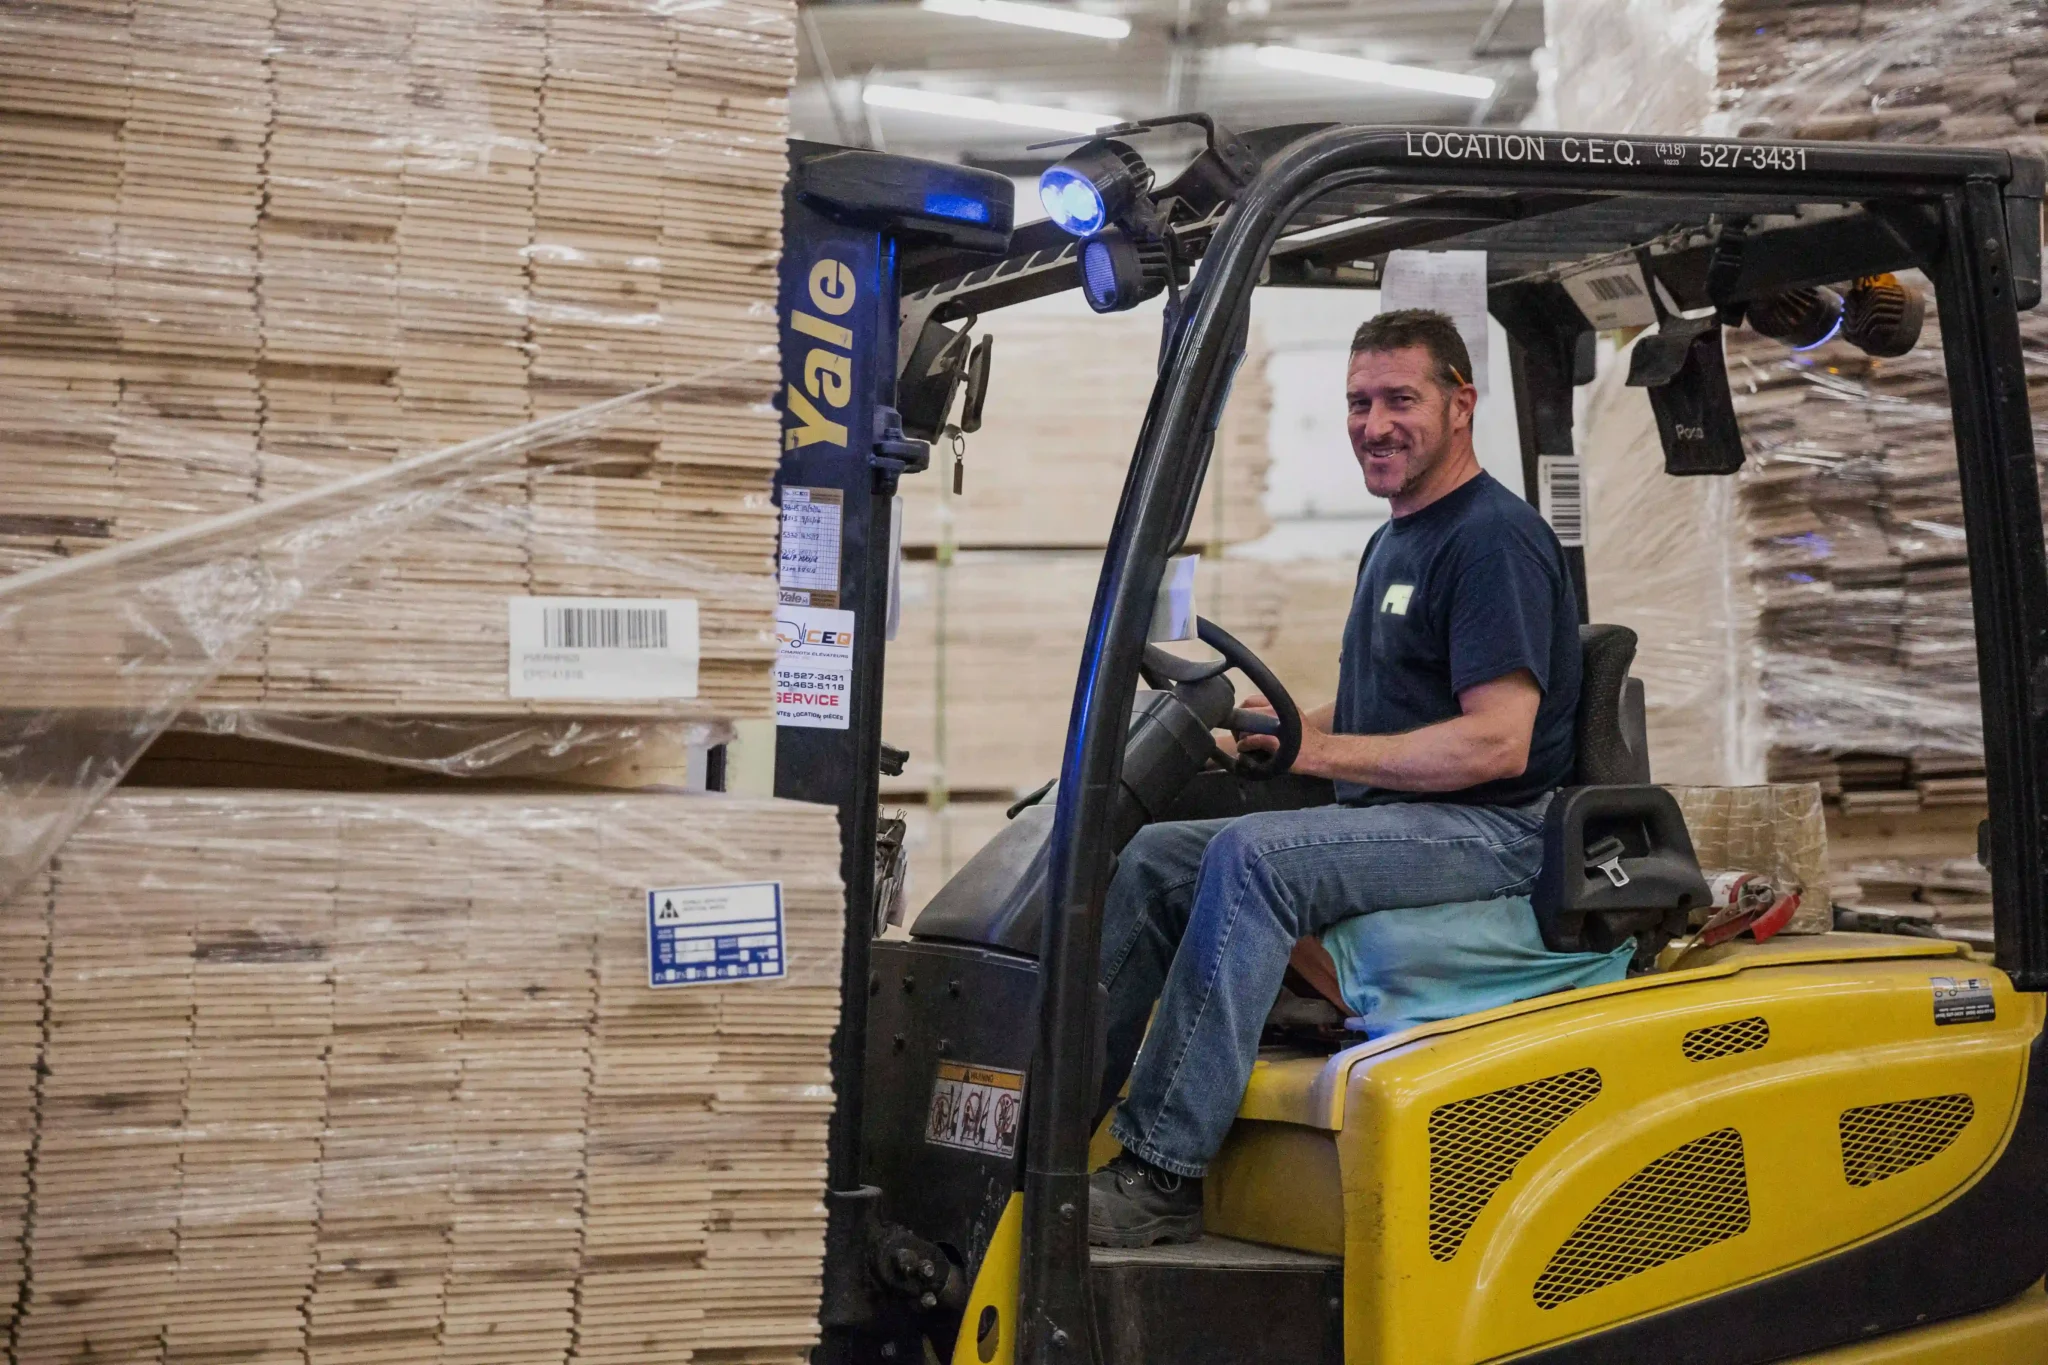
1576, 624, 1650, 785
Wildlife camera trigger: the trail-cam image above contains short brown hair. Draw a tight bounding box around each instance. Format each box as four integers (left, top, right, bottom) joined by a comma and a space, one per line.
1349, 308, 1473, 390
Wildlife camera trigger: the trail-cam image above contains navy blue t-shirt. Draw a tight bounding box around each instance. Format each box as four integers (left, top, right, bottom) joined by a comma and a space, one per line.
1333, 471, 1580, 807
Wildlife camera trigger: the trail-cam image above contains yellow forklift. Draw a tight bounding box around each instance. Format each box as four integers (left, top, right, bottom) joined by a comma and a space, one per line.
769, 119, 2048, 1365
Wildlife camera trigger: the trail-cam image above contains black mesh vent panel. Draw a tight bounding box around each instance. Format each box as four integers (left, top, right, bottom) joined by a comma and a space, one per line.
1681, 1016, 1770, 1062
1427, 1067, 1602, 1262
1840, 1094, 1975, 1187
1534, 1128, 1750, 1309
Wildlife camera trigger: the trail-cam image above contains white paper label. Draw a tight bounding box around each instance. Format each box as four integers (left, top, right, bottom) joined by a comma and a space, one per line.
647, 881, 785, 988
1148, 553, 1199, 642
1379, 249, 1490, 393
776, 604, 856, 729
779, 486, 843, 605
1537, 455, 1586, 549
508, 597, 699, 700
1561, 259, 1658, 330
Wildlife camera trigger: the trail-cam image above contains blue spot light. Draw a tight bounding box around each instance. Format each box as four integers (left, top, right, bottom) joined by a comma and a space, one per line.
924, 191, 991, 223
1038, 164, 1107, 236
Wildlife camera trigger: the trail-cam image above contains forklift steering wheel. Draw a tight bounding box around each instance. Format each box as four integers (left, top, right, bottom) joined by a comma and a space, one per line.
1139, 617, 1303, 781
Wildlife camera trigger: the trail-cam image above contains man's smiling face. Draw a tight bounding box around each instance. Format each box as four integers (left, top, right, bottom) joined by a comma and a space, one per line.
1344, 343, 1471, 502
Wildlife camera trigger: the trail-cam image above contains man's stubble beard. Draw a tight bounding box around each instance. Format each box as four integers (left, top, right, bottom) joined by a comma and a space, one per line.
1367, 398, 1454, 503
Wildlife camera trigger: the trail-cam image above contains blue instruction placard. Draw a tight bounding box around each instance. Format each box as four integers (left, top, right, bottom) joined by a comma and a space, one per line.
647, 881, 786, 989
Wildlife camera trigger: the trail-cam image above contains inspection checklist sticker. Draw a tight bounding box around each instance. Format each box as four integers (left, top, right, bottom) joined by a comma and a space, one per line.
647, 881, 786, 988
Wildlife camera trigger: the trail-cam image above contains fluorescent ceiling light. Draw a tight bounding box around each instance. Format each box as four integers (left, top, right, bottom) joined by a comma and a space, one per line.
1254, 45, 1496, 100
862, 84, 1122, 135
920, 0, 1130, 41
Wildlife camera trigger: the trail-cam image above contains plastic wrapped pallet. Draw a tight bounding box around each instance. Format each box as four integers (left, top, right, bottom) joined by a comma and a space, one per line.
0, 788, 841, 1363
896, 311, 1272, 551
1671, 783, 1835, 933
0, 0, 793, 716
1547, 0, 2048, 814
883, 551, 1358, 797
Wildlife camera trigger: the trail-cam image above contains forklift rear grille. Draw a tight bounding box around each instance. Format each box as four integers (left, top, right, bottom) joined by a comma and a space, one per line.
1681, 1016, 1771, 1062
1427, 1067, 1602, 1262
1533, 1127, 1750, 1309
1839, 1094, 1975, 1187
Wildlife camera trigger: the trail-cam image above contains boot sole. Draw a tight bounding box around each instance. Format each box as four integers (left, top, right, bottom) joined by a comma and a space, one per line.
1087, 1211, 1204, 1249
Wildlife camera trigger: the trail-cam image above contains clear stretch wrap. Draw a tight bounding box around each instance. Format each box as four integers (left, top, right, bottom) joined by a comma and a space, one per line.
0, 379, 766, 910
1, 0, 799, 888
0, 788, 843, 1363
1554, 0, 2048, 802
1672, 783, 1835, 933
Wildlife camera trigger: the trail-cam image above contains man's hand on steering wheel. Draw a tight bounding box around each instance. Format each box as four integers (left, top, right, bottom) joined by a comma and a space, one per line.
1227, 694, 1280, 758
1231, 694, 1337, 776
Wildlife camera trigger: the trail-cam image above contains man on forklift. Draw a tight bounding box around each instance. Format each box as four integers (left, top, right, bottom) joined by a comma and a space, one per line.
1090, 307, 1584, 1247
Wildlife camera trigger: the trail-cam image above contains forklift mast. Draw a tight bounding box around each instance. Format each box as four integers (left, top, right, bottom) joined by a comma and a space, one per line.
772, 142, 1018, 1361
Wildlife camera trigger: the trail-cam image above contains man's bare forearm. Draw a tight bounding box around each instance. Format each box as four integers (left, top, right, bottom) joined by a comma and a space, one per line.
1290, 715, 1524, 791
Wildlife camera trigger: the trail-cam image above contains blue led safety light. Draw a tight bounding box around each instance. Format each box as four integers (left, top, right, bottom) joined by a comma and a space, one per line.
923, 191, 991, 224
1080, 238, 1119, 309
1038, 165, 1107, 237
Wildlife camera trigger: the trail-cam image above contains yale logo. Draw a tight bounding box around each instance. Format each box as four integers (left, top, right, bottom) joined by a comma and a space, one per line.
1381, 583, 1415, 616
784, 257, 857, 451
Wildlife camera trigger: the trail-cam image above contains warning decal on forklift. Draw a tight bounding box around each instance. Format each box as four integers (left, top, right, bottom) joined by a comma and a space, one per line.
927, 1062, 1024, 1157
1931, 976, 1996, 1025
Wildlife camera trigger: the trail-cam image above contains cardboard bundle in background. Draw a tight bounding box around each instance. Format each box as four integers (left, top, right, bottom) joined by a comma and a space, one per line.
882, 551, 1355, 799
896, 310, 1273, 552
0, 789, 841, 1364
0, 0, 794, 721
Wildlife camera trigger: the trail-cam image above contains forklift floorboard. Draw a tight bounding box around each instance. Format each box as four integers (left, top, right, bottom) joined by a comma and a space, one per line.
1088, 1237, 1344, 1365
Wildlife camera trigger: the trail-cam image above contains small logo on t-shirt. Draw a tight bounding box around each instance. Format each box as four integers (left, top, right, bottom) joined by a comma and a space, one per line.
1380, 583, 1415, 615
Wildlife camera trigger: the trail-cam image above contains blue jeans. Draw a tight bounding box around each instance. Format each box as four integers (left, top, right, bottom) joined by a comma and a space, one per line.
1099, 798, 1550, 1176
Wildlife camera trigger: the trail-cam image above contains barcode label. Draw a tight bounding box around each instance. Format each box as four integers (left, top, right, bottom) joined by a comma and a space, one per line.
1561, 261, 1658, 330
508, 597, 699, 701
544, 606, 669, 650
1538, 456, 1585, 548
1584, 272, 1644, 302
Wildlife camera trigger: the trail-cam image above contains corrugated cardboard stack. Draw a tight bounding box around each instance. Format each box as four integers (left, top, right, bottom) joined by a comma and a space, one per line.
896, 309, 1273, 551
1716, 0, 2048, 816
0, 0, 791, 721
1562, 0, 2047, 794
0, 1, 845, 1358
1, 791, 842, 1363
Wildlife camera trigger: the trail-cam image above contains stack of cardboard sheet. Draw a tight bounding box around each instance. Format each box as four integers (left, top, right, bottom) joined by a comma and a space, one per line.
897, 311, 1272, 551
0, 790, 841, 1363
1561, 0, 2048, 835
883, 552, 1355, 798
0, 0, 794, 721
1715, 0, 2048, 810
1725, 300, 2048, 796
1718, 0, 2048, 151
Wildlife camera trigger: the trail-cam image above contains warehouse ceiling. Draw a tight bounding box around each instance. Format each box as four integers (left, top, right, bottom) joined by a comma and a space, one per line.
792, 0, 1545, 172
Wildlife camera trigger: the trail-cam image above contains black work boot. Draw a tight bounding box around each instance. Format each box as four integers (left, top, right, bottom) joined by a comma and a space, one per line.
1087, 1152, 1203, 1248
